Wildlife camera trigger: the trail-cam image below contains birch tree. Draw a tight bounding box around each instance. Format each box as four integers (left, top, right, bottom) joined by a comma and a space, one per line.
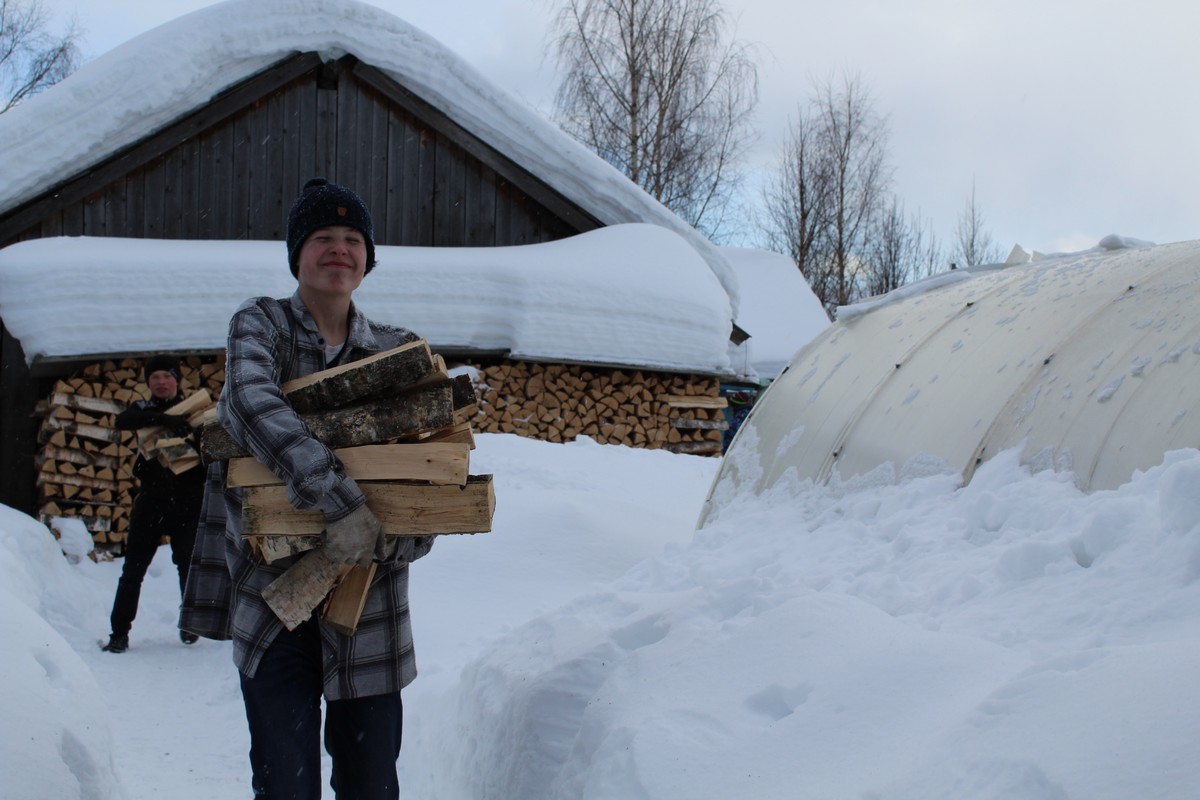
550, 0, 758, 238
763, 73, 891, 312
763, 110, 832, 302
863, 198, 941, 297
953, 179, 1003, 267
0, 0, 81, 113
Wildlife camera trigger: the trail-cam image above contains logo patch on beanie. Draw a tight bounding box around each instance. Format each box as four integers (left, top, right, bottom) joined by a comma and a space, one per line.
337, 206, 347, 217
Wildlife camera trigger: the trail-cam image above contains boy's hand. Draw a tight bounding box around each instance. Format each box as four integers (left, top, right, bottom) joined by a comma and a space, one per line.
322, 505, 382, 567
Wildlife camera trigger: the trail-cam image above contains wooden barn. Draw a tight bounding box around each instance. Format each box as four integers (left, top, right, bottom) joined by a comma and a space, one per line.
0, 0, 758, 539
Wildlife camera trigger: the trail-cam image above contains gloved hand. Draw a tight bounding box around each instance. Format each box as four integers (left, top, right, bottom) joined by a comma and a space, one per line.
162, 414, 193, 436
322, 505, 384, 567
379, 534, 435, 564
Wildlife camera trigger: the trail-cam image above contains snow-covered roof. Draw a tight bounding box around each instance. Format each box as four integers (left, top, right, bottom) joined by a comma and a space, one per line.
720, 247, 829, 381
703, 236, 1200, 503
0, 226, 741, 375
0, 0, 738, 314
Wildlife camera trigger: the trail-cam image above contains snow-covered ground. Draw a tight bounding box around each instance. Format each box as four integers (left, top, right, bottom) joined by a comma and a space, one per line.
5, 432, 1199, 799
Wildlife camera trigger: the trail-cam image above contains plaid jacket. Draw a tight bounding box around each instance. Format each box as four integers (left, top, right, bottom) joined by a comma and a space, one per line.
180, 291, 434, 700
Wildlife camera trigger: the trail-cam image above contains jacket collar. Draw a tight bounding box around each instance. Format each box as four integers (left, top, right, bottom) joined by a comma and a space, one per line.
287, 289, 379, 353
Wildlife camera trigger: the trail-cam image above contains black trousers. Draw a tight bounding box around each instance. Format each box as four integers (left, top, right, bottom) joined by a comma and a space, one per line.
108, 492, 201, 637
240, 616, 404, 800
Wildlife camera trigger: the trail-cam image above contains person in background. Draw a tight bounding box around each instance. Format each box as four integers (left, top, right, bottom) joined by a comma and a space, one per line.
181, 178, 434, 800
101, 355, 205, 653
722, 387, 757, 451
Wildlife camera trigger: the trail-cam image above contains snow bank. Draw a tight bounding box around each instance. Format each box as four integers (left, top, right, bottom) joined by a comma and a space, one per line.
7, 433, 1199, 798
0, 507, 123, 800
404, 443, 1200, 799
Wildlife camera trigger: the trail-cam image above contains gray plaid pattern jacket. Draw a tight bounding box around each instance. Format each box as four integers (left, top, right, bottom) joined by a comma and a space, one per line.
180, 291, 433, 700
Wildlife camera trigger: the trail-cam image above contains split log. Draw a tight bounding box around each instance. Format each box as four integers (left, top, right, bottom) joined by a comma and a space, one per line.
247, 534, 322, 563
135, 426, 169, 458
414, 422, 476, 448
450, 373, 478, 413
658, 394, 728, 409
165, 388, 214, 420
46, 392, 126, 417
323, 563, 377, 635
191, 406, 219, 427
167, 455, 202, 474
670, 417, 729, 430
261, 549, 350, 631
664, 440, 723, 455
242, 475, 495, 539
282, 340, 434, 414
226, 442, 470, 488
201, 382, 456, 462
39, 445, 121, 471
37, 471, 121, 493
156, 437, 197, 462
40, 417, 124, 445
262, 555, 377, 635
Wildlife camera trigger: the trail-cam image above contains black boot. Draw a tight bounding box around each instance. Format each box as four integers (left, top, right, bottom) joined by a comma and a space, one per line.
180, 630, 199, 645
101, 634, 129, 653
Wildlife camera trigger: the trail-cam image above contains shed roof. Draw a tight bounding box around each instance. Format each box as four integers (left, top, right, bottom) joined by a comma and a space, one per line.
702, 236, 1200, 516
0, 225, 737, 375
0, 0, 738, 313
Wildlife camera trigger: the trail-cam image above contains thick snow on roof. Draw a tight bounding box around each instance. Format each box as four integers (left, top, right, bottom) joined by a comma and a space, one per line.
0, 0, 738, 312
704, 236, 1200, 505
721, 246, 829, 381
0, 225, 740, 374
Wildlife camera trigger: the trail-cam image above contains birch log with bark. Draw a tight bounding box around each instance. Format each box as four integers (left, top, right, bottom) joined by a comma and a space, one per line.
200, 383, 456, 462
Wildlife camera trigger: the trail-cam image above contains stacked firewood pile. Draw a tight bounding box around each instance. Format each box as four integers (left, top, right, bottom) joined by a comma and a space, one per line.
36, 352, 726, 553
35, 356, 225, 550
468, 361, 728, 455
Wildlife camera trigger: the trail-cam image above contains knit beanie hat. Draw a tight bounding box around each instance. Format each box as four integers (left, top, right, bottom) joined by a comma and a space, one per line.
285, 177, 377, 278
144, 354, 182, 381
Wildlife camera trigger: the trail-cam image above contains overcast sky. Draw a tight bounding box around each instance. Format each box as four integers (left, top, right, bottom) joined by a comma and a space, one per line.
40, 0, 1200, 258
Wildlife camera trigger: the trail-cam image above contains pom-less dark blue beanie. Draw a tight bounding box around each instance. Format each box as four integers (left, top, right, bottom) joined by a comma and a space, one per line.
285, 177, 377, 277
144, 354, 182, 381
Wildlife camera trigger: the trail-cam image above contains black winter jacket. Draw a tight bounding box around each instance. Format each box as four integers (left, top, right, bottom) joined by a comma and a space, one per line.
114, 395, 206, 502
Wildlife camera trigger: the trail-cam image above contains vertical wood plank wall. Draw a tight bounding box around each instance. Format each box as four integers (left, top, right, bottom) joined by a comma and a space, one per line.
7, 66, 579, 250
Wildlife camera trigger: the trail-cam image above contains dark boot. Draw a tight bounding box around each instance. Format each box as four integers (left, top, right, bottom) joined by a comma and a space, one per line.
101, 634, 129, 653
180, 630, 199, 645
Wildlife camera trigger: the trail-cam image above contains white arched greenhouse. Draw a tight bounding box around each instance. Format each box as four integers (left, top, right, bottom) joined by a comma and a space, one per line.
701, 236, 1200, 522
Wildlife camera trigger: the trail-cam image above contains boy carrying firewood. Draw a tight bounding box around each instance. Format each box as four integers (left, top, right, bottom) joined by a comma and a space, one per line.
181, 178, 433, 800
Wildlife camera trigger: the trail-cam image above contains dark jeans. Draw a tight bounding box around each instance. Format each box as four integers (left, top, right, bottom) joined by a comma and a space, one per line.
109, 493, 201, 636
240, 616, 404, 800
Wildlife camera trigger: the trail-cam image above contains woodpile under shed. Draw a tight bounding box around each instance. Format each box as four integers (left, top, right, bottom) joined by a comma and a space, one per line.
34, 353, 727, 552
468, 361, 727, 455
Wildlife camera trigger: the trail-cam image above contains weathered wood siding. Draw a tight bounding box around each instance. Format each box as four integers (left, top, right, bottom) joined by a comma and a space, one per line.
4, 57, 585, 248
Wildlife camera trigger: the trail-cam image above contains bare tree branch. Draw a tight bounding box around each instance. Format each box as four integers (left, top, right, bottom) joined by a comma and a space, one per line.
0, 0, 81, 113
953, 178, 1003, 268
862, 199, 942, 297
550, 0, 758, 240
762, 72, 892, 314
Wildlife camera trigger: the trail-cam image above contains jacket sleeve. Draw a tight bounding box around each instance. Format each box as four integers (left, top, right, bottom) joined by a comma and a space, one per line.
217, 301, 364, 521
114, 400, 165, 431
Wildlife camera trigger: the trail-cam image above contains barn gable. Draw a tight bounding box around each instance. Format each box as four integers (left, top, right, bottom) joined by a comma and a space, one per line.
0, 52, 597, 249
